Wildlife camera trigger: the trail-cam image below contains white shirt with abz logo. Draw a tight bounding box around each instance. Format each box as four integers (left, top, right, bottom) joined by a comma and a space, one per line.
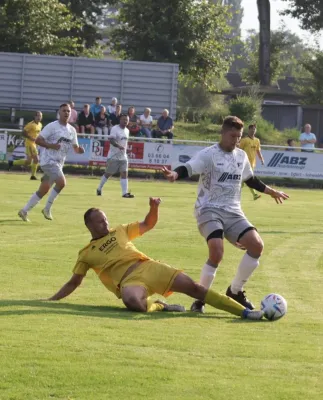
185, 144, 253, 215
39, 121, 78, 167
107, 125, 129, 161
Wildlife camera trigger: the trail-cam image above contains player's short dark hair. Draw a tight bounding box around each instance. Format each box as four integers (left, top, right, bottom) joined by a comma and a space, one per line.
84, 208, 99, 225
222, 116, 244, 131
249, 124, 256, 129
59, 103, 70, 109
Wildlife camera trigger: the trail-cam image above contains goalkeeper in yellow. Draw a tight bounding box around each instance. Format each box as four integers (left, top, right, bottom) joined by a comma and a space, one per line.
239, 124, 265, 200
8, 111, 42, 180
46, 197, 264, 320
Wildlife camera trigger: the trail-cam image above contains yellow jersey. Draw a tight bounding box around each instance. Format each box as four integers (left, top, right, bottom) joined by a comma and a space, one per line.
239, 136, 260, 169
73, 222, 150, 298
24, 120, 42, 145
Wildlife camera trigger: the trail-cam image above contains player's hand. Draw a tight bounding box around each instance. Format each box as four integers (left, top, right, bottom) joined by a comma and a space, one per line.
149, 197, 162, 207
161, 166, 178, 182
78, 146, 85, 154
269, 188, 289, 204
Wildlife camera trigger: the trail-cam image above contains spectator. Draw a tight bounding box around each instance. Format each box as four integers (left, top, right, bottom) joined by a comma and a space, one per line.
127, 106, 140, 136
286, 138, 296, 151
107, 97, 118, 114
78, 104, 95, 134
68, 101, 79, 132
110, 104, 122, 126
90, 97, 104, 117
152, 109, 174, 140
95, 106, 110, 137
299, 124, 316, 153
139, 108, 153, 138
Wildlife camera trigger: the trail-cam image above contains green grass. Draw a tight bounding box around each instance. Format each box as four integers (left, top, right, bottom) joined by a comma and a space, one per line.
0, 173, 322, 400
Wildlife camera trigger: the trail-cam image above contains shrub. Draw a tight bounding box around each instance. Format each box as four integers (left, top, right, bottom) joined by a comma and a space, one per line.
229, 95, 261, 122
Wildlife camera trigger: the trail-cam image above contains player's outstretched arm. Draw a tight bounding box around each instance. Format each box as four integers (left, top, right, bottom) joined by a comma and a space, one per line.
139, 197, 162, 235
46, 274, 84, 301
245, 176, 289, 204
162, 166, 189, 182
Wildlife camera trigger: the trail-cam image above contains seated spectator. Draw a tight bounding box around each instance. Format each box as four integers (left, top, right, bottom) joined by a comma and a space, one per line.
78, 104, 95, 134
139, 108, 153, 138
110, 104, 122, 126
95, 106, 110, 137
127, 106, 140, 136
152, 109, 174, 140
68, 100, 79, 132
286, 138, 296, 151
107, 97, 118, 114
90, 97, 104, 117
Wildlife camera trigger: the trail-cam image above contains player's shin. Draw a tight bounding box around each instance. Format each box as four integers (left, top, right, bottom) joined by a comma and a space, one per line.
204, 289, 245, 317
22, 191, 43, 212
120, 178, 128, 195
199, 262, 217, 290
230, 252, 260, 294
31, 162, 38, 177
44, 186, 62, 211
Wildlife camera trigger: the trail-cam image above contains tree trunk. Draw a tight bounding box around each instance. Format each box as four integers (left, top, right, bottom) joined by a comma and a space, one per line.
257, 0, 271, 86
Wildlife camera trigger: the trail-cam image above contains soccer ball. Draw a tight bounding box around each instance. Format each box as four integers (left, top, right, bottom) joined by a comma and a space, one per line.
261, 293, 287, 321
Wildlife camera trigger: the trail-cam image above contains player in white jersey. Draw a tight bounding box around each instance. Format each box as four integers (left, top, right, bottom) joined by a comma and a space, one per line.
162, 116, 289, 312
96, 114, 134, 198
18, 104, 85, 222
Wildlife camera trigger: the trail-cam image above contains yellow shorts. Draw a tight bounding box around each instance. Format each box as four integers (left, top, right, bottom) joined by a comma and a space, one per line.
120, 260, 181, 298
25, 143, 38, 157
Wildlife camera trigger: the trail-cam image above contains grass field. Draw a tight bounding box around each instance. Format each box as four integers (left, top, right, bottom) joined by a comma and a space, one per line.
0, 173, 322, 400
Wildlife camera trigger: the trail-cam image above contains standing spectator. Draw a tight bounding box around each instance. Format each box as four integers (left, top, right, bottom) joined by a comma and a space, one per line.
107, 97, 118, 114
127, 106, 140, 136
239, 124, 264, 201
95, 106, 110, 138
110, 104, 122, 126
299, 124, 316, 152
68, 101, 79, 132
139, 108, 153, 138
152, 109, 174, 140
90, 97, 104, 117
78, 104, 95, 134
286, 139, 296, 151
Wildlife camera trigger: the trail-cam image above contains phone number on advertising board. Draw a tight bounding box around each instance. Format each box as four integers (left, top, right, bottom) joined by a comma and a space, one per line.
148, 153, 170, 165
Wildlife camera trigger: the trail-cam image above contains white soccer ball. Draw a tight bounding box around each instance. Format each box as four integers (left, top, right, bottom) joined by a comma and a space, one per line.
261, 293, 287, 321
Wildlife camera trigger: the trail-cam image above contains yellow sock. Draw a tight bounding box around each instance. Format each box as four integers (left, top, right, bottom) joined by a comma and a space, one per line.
13, 159, 26, 166
31, 162, 38, 176
249, 187, 257, 197
205, 289, 245, 317
147, 298, 164, 312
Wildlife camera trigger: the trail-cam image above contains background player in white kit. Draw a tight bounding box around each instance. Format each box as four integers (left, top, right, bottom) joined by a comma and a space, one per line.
162, 116, 289, 312
18, 104, 85, 222
96, 114, 134, 198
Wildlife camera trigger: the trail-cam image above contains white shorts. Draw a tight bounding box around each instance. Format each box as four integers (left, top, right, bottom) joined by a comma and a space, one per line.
41, 164, 64, 185
197, 208, 255, 244
105, 159, 128, 175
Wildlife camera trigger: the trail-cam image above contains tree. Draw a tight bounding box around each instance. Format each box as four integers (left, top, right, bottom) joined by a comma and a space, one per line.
281, 0, 323, 32
221, 0, 243, 39
241, 28, 312, 84
111, 0, 232, 87
294, 51, 323, 104
257, 0, 271, 86
0, 0, 81, 55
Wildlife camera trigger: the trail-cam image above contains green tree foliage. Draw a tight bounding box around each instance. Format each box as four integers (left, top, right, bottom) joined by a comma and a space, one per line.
281, 0, 323, 32
111, 0, 232, 88
294, 51, 323, 104
0, 0, 81, 55
221, 0, 243, 38
241, 28, 312, 84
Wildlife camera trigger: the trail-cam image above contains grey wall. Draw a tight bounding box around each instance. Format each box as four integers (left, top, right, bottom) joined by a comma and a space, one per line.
261, 104, 303, 131
0, 52, 179, 117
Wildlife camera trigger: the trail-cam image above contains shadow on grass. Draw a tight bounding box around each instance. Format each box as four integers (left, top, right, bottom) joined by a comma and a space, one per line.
0, 219, 27, 224
0, 299, 233, 321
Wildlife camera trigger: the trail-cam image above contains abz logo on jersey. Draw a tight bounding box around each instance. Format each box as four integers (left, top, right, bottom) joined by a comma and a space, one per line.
267, 153, 307, 169
218, 172, 241, 182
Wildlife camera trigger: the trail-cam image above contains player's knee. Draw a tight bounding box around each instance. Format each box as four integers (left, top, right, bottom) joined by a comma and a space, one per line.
248, 237, 264, 257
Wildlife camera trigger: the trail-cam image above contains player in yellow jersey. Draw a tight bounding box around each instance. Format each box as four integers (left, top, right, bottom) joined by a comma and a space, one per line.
45, 197, 264, 320
8, 111, 43, 180
239, 124, 265, 200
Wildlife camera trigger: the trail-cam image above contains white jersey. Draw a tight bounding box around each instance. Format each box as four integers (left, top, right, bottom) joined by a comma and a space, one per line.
39, 121, 78, 167
107, 125, 129, 161
186, 144, 253, 215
